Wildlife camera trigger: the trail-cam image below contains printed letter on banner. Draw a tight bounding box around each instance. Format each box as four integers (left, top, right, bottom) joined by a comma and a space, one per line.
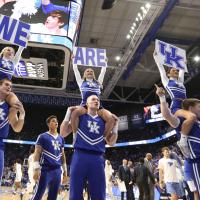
73, 47, 107, 68
0, 14, 30, 47
155, 39, 188, 72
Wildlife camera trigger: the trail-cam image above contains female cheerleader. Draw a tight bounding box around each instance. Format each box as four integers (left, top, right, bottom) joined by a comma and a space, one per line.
154, 51, 196, 157
70, 62, 116, 137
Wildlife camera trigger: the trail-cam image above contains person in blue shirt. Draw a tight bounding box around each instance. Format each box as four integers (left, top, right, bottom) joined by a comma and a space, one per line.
60, 95, 118, 200
155, 85, 199, 200
154, 52, 196, 158
0, 78, 25, 184
31, 115, 67, 200
42, 0, 70, 15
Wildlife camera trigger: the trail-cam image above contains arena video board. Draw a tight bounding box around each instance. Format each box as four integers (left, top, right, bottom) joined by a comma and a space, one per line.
0, 0, 82, 44
0, 0, 83, 87
144, 104, 164, 124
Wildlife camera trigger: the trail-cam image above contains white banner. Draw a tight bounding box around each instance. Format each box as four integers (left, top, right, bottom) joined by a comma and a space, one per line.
73, 47, 107, 68
155, 39, 188, 72
0, 14, 30, 47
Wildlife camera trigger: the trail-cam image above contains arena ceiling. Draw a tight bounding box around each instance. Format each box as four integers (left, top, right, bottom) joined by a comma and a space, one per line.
6, 0, 200, 104
68, 0, 200, 103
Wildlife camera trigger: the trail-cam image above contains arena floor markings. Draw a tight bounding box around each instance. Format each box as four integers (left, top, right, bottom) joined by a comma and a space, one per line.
0, 186, 69, 200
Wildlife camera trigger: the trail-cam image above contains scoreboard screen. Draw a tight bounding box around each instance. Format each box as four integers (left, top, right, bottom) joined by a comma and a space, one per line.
14, 58, 48, 80
0, 0, 83, 89
0, 0, 82, 43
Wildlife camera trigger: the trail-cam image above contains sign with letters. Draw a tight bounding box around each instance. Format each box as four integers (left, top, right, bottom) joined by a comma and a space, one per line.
155, 39, 188, 72
14, 58, 48, 80
0, 14, 30, 47
73, 47, 107, 68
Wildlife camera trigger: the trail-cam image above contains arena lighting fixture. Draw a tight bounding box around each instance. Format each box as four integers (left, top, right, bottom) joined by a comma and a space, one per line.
140, 6, 145, 11
125, 3, 151, 44
126, 34, 131, 39
129, 29, 133, 34
194, 55, 200, 62
115, 56, 121, 61
142, 9, 147, 15
145, 3, 151, 9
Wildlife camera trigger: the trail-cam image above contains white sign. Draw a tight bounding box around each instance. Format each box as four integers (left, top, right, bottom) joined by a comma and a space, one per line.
155, 39, 188, 72
73, 47, 107, 68
0, 14, 30, 47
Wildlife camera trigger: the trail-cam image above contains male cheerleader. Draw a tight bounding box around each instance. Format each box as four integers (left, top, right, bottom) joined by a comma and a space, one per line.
0, 78, 25, 184
155, 85, 199, 199
60, 95, 118, 200
31, 115, 67, 200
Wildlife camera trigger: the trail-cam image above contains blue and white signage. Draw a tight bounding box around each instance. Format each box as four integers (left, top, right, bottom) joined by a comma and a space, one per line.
155, 39, 188, 72
73, 47, 107, 68
14, 58, 48, 80
0, 14, 30, 47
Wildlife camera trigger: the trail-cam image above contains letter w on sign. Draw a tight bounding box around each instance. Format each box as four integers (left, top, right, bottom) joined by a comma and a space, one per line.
155, 39, 188, 72
0, 14, 30, 47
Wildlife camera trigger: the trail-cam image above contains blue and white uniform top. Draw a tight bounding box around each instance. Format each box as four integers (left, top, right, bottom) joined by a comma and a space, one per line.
74, 114, 105, 153
0, 46, 24, 80
73, 64, 106, 106
0, 101, 9, 140
36, 132, 65, 170
154, 54, 186, 113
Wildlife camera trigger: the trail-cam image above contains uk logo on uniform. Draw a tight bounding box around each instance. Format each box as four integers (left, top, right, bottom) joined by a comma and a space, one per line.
87, 81, 96, 88
88, 121, 100, 134
2, 60, 12, 69
0, 108, 5, 121
52, 140, 60, 150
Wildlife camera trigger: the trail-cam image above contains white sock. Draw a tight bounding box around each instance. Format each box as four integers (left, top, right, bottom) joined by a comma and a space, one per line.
180, 133, 188, 143
112, 123, 118, 134
64, 108, 72, 122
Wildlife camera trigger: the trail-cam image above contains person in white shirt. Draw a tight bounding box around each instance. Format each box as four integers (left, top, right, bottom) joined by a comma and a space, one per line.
105, 160, 115, 200
158, 147, 182, 200
26, 146, 35, 194
14, 159, 22, 192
